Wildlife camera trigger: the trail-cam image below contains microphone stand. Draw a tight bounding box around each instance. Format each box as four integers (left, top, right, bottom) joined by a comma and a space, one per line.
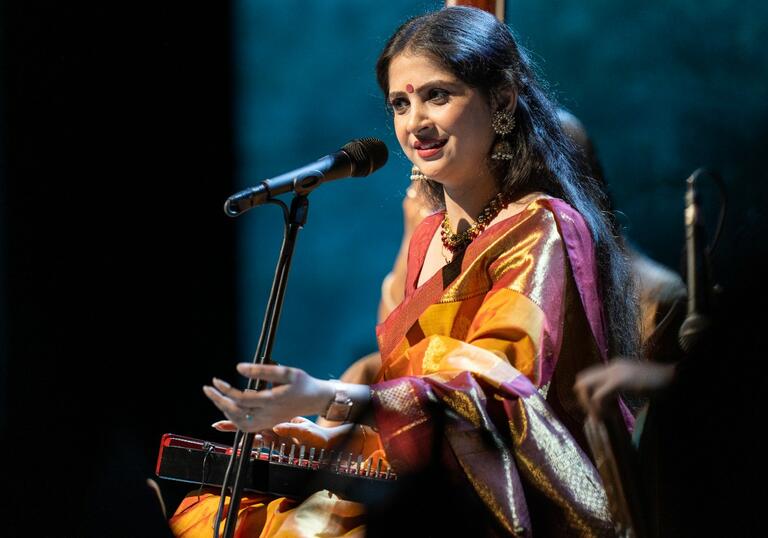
678, 167, 726, 355
212, 192, 310, 538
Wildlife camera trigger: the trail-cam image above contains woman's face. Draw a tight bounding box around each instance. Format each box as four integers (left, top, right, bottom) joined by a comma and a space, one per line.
388, 52, 496, 191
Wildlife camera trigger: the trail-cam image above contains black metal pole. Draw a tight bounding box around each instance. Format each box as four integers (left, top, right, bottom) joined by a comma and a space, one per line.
213, 194, 310, 537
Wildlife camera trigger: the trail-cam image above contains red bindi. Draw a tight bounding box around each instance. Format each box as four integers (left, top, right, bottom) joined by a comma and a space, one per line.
405, 84, 414, 93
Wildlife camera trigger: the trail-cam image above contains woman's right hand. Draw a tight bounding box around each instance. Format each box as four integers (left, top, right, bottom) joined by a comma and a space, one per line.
212, 416, 354, 449
273, 417, 354, 448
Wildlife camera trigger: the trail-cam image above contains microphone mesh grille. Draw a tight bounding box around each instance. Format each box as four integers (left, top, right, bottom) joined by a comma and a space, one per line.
342, 138, 388, 177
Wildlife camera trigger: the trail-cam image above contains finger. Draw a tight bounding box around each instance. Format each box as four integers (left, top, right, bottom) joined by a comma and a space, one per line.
211, 377, 233, 390
573, 371, 601, 398
203, 385, 251, 419
211, 420, 237, 432
273, 421, 308, 435
590, 379, 621, 416
211, 378, 257, 404
574, 364, 612, 386
254, 429, 280, 444
573, 382, 591, 414
271, 419, 310, 438
211, 378, 271, 409
273, 420, 322, 441
237, 363, 297, 385
572, 375, 596, 394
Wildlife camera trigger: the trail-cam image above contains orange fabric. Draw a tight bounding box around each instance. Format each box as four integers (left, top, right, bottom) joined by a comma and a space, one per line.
169, 490, 366, 538
169, 491, 276, 538
378, 288, 546, 387
377, 198, 568, 389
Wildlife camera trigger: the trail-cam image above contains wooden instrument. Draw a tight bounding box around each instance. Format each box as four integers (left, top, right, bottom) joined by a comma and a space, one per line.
447, 0, 504, 21
156, 433, 398, 505
584, 411, 646, 538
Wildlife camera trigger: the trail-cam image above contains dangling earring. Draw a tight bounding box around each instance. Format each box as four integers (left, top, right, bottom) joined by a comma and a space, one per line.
410, 165, 428, 181
491, 109, 515, 161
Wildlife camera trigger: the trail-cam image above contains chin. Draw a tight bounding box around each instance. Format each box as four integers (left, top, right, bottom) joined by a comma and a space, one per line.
421, 168, 448, 183
423, 162, 460, 184
414, 159, 447, 180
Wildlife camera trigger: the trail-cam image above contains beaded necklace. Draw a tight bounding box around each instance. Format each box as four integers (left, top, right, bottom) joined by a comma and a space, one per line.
440, 191, 510, 257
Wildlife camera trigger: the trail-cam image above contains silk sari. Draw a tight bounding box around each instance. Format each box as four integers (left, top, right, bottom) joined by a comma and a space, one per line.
369, 196, 621, 536
170, 196, 620, 537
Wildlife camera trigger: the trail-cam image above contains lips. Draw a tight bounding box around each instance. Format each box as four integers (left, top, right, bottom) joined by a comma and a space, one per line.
413, 138, 447, 158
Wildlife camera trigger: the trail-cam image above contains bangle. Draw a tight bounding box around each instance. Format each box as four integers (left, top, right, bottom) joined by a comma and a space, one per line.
322, 381, 354, 423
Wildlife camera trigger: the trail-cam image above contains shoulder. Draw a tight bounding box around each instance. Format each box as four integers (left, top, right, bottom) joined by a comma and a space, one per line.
483, 199, 566, 286
481, 196, 596, 289
411, 210, 443, 237
406, 210, 442, 263
484, 194, 591, 251
630, 247, 686, 303
401, 211, 442, 297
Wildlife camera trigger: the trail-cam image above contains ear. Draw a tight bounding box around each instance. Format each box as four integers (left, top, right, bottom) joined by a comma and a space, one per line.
492, 87, 518, 115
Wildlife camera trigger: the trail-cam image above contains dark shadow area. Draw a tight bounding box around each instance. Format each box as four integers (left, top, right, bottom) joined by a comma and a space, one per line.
1, 1, 237, 534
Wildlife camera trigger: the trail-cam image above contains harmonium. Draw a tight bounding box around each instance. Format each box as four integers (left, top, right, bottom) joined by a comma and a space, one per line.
156, 433, 398, 504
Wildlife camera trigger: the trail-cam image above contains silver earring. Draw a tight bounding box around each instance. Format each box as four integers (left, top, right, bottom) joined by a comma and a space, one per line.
491, 110, 515, 160
410, 166, 428, 181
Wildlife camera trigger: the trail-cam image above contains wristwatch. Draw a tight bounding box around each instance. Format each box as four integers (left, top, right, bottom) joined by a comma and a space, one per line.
322, 382, 354, 422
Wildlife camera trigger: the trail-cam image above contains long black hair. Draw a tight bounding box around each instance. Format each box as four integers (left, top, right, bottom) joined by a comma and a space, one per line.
376, 6, 639, 358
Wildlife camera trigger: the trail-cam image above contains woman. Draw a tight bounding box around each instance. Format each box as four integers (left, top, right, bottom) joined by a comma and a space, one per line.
171, 7, 638, 537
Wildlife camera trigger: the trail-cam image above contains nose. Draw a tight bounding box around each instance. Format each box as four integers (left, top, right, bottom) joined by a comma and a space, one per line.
406, 101, 431, 135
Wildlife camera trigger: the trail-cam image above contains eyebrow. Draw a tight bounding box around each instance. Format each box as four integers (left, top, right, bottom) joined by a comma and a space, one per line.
388, 79, 457, 100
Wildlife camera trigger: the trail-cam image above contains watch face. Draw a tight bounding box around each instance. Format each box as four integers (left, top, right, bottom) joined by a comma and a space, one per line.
324, 384, 353, 421
326, 399, 353, 422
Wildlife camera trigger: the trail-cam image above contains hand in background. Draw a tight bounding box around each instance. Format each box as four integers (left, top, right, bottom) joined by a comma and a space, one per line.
574, 358, 676, 417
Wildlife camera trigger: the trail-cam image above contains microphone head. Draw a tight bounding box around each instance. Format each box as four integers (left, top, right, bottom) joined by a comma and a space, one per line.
342, 138, 388, 177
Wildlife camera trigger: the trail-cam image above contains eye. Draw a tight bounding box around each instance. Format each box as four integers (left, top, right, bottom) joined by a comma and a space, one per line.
428, 88, 450, 104
389, 97, 410, 114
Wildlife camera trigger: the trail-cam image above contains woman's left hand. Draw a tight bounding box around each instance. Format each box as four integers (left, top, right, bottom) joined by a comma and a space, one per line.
203, 363, 332, 433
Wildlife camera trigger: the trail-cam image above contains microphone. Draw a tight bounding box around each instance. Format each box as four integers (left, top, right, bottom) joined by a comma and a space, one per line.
678, 168, 711, 353
224, 137, 388, 216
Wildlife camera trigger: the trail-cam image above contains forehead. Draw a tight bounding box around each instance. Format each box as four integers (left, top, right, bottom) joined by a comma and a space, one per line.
388, 53, 459, 91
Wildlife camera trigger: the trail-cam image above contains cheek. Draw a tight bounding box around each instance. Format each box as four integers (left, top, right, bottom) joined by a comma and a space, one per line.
393, 117, 410, 152
469, 122, 495, 155
468, 105, 495, 148
448, 112, 493, 154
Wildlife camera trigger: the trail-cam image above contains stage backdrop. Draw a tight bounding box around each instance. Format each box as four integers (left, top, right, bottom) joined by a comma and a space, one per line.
234, 0, 768, 380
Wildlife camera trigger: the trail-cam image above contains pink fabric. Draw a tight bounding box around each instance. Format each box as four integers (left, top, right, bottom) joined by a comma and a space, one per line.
548, 199, 635, 430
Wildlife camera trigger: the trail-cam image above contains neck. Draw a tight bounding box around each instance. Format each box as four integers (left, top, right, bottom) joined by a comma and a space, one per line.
443, 173, 499, 233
